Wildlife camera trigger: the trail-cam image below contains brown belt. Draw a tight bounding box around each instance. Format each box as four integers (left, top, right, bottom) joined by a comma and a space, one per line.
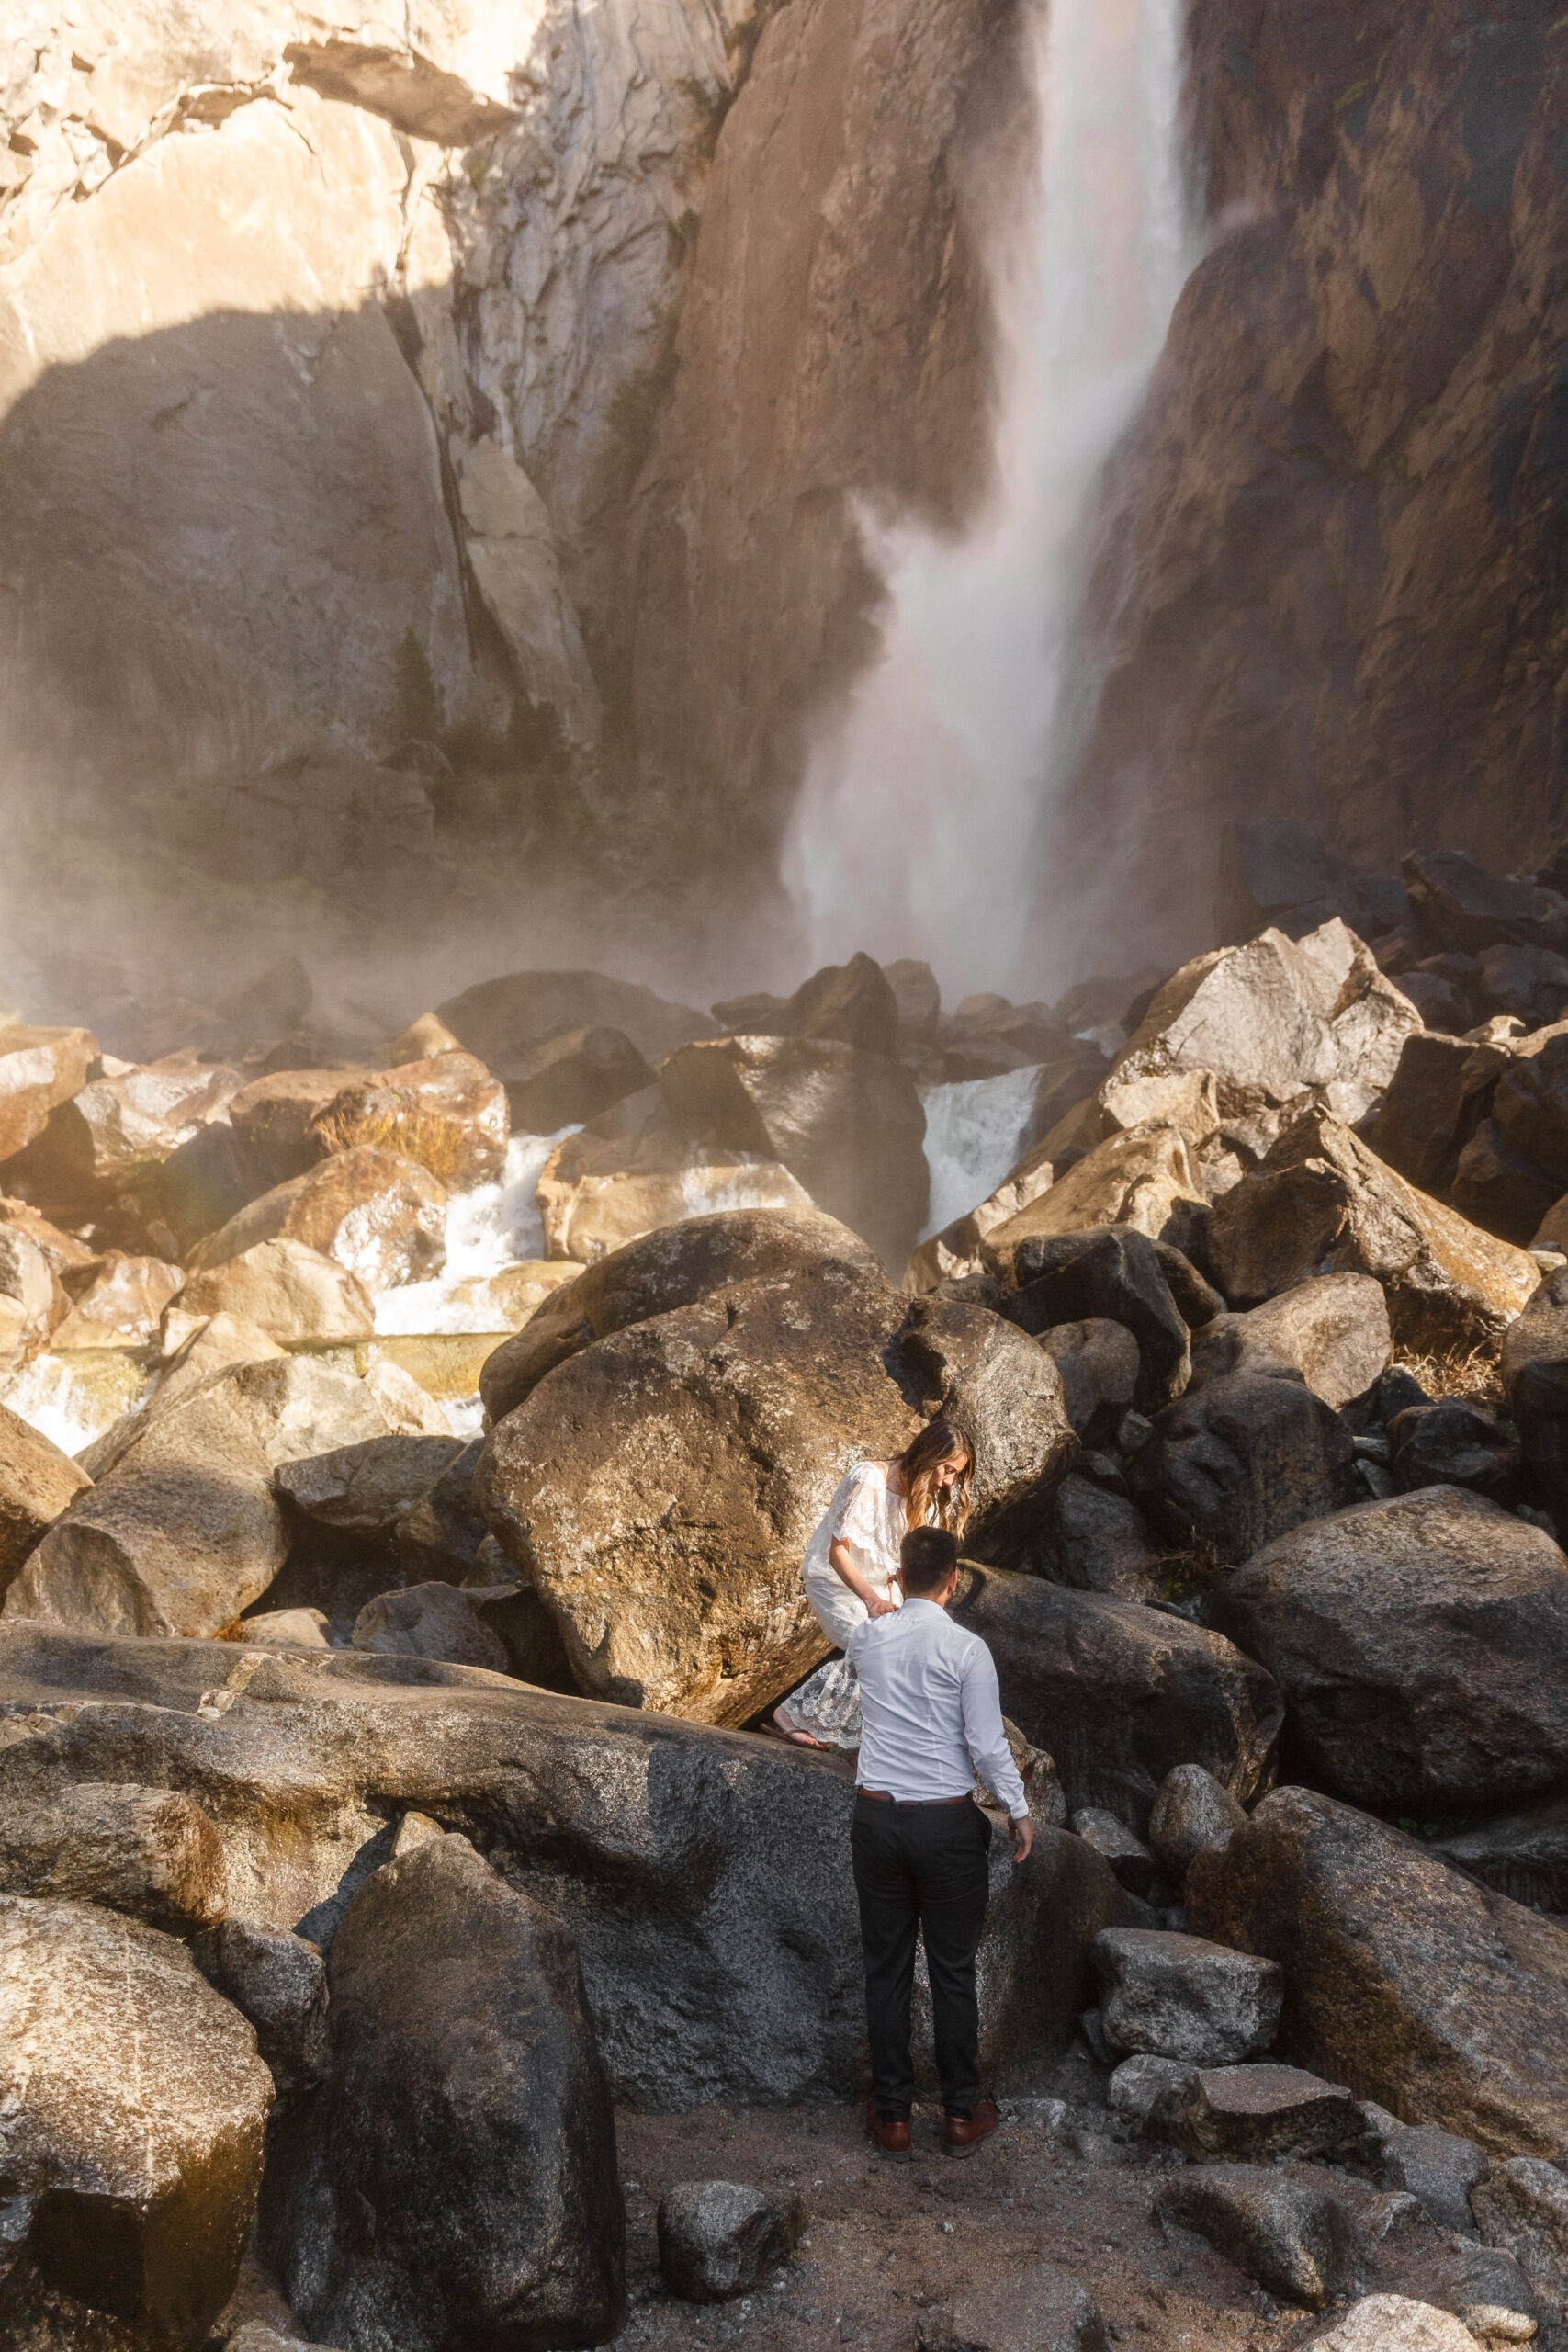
857, 1790, 972, 1807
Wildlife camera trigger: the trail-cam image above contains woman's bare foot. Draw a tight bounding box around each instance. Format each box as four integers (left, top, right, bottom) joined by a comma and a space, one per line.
770, 1710, 828, 1749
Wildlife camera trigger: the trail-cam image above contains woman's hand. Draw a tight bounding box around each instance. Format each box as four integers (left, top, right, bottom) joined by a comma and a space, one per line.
864, 1590, 899, 1618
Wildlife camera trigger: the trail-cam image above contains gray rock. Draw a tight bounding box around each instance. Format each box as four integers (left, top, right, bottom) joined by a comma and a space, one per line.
191, 1917, 329, 2093
1107, 2052, 1195, 2122
1092, 1928, 1282, 2064
351, 1580, 515, 1675
273, 1835, 626, 2352
275, 1435, 465, 1536
950, 1562, 1282, 1830
1186, 1274, 1392, 1408
1150, 2063, 1371, 2165
505, 1022, 655, 1132
1434, 1793, 1568, 1915
1381, 2125, 1488, 2236
1147, 1764, 1247, 1883
1039, 1318, 1141, 1443
916, 2264, 1107, 2352
0, 1778, 226, 1931
1387, 1399, 1521, 1498
1069, 1807, 1157, 1898
1034, 1470, 1166, 1600
657, 2180, 805, 2303
1471, 2155, 1568, 2295
1154, 2161, 1362, 2307
0, 1892, 273, 2346
1209, 1487, 1568, 1813
1502, 1262, 1568, 1499
998, 1225, 1192, 1412
393, 1435, 489, 1579
1303, 2293, 1478, 2349
1130, 1369, 1358, 1566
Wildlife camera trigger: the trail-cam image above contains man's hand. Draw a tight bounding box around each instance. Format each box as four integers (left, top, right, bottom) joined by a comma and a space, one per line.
1009, 1814, 1033, 1866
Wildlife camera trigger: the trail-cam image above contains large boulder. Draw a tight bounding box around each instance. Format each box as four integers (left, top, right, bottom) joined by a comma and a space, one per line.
980, 1125, 1207, 1262
893, 1297, 1077, 1566
1187, 1786, 1568, 2158
479, 1205, 881, 1423
0, 1403, 90, 1598
504, 1024, 654, 1134
1208, 1108, 1540, 1351
1093, 1927, 1283, 2064
19, 1056, 242, 1199
0, 1780, 227, 1930
1111, 921, 1421, 1124
1131, 1370, 1358, 1566
477, 1259, 920, 1723
0, 1625, 1138, 2108
994, 1226, 1192, 1412
1502, 1264, 1568, 1501
0, 1024, 96, 1161
227, 1069, 369, 1189
308, 1051, 508, 1187
0, 1892, 273, 2346
1211, 1487, 1568, 1813
782, 952, 901, 1057
187, 1146, 447, 1293
1032, 1470, 1167, 1600
175, 1238, 377, 1343
275, 1435, 466, 1538
657, 1033, 928, 1268
1186, 1274, 1392, 1408
273, 1834, 626, 2352
1039, 1320, 1141, 1442
435, 968, 716, 1072
1369, 1031, 1514, 1197
948, 1562, 1281, 1831
535, 1117, 813, 1265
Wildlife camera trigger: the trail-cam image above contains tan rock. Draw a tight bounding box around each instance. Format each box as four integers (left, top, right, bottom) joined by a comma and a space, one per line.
982, 1125, 1207, 1265
446, 1259, 584, 1332
51, 1056, 242, 1183
1187, 1273, 1393, 1408
240, 1607, 331, 1648
310, 1052, 508, 1189
536, 1125, 812, 1266
906, 1138, 1055, 1293
276, 1435, 465, 1537
228, 1069, 372, 1189
1100, 1067, 1222, 1148
189, 1148, 446, 1294
0, 1024, 96, 1161
0, 1196, 98, 1283
360, 1361, 454, 1437
49, 1252, 184, 1348
0, 1226, 66, 1369
384, 1013, 465, 1065
436, 970, 716, 1075
1208, 1108, 1540, 1351
0, 1781, 226, 1931
0, 1400, 90, 1597
476, 1260, 919, 1724
175, 1239, 376, 1347
156, 1310, 288, 1400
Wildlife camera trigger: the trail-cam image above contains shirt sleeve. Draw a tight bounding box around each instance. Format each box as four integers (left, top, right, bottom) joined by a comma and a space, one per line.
830, 1464, 883, 1549
959, 1638, 1030, 1819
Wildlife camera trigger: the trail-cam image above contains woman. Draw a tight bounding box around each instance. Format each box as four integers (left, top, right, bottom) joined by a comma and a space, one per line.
773, 1419, 974, 1750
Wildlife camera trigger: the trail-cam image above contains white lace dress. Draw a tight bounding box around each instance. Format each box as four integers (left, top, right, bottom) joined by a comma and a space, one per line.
775, 1461, 908, 1749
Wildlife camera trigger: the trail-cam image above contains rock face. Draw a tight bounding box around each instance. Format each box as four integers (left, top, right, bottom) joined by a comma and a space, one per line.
477, 1257, 919, 1723
1039, 2, 1568, 979
275, 1834, 626, 2352
1187, 1786, 1568, 2159
1211, 1487, 1568, 1813
0, 1892, 273, 2346
949, 1563, 1281, 1832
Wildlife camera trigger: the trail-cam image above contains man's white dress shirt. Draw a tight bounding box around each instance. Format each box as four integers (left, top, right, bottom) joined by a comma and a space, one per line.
845, 1598, 1029, 1818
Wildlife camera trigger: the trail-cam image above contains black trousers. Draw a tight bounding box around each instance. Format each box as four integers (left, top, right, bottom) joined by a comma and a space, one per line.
851, 1794, 991, 2120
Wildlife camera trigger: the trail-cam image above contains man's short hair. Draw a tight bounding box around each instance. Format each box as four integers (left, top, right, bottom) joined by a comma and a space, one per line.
900, 1525, 958, 1594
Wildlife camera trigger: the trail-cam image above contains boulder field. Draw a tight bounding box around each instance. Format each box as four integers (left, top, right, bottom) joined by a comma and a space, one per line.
9, 883, 1568, 2342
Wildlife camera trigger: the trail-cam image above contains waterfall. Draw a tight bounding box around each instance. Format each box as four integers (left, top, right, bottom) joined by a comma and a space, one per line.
787, 0, 1196, 999
372, 1129, 578, 1336
919, 1065, 1044, 1241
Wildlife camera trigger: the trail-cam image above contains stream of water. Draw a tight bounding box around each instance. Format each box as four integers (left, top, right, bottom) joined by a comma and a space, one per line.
787, 0, 1195, 999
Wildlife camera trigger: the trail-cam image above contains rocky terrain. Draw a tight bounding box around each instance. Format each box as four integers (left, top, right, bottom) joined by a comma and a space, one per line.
8, 831, 1568, 2346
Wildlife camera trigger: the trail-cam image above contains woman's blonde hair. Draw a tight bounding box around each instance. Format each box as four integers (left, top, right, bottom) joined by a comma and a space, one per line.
892, 1417, 974, 1536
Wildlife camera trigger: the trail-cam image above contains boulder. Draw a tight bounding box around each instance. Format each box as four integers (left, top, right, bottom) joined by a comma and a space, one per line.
393, 1436, 489, 1579
445, 1258, 582, 1332
0, 1403, 90, 1596
22, 1057, 241, 1206
49, 1251, 185, 1348
949, 1563, 1281, 1830
1434, 1796, 1568, 1916
1479, 942, 1568, 1026
1210, 1488, 1568, 1813
188, 1147, 447, 1293
359, 1362, 453, 1439
0, 1892, 272, 2346
1034, 1470, 1166, 1600
352, 1581, 515, 1676
1153, 2163, 1361, 2308
175, 1238, 376, 1343
1382, 2126, 1489, 2236
435, 968, 716, 1072
1207, 1108, 1540, 1351
0, 1024, 96, 1162
1147, 1764, 1247, 1884
152, 1311, 288, 1414
1133, 1369, 1358, 1565
1150, 2064, 1369, 2164
0, 1224, 67, 1367
1108, 2052, 1196, 2122
1187, 1274, 1392, 1408
1098, 1067, 1222, 1151
535, 1114, 815, 1265
190, 1919, 329, 2094
242, 1607, 331, 1648
783, 952, 901, 1057
1308, 2302, 1479, 2352
273, 1835, 626, 2352
1038, 1320, 1142, 1442
1187, 1786, 1568, 2158
0, 1780, 226, 1930
503, 1024, 654, 1133
1369, 1032, 1513, 1197
385, 1013, 465, 1064
1215, 819, 1407, 946
1404, 851, 1568, 957
308, 1051, 508, 1187
656, 1033, 928, 1268
1069, 1808, 1157, 1898
1387, 1399, 1521, 1498
994, 1226, 1192, 1412
1470, 2156, 1568, 2298
86, 1352, 400, 1483
1093, 1927, 1282, 2064
886, 957, 942, 1041
275, 1435, 466, 1538
1502, 1264, 1568, 1496
228, 1068, 367, 1188
657, 2180, 805, 2303
1450, 1117, 1562, 1247
894, 1297, 1077, 1566
1112, 921, 1420, 1123
914, 2266, 1107, 2352
981, 1125, 1207, 1264
477, 1259, 919, 1723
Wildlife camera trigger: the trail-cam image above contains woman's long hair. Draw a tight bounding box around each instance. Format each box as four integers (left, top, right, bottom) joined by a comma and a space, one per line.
892, 1418, 974, 1536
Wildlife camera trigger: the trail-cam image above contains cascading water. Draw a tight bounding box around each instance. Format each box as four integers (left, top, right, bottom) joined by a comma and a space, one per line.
919, 1065, 1044, 1241
787, 0, 1196, 1001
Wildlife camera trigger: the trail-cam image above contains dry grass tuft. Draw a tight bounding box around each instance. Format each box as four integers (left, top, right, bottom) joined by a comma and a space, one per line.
1391, 1344, 1506, 1410
312, 1102, 472, 1189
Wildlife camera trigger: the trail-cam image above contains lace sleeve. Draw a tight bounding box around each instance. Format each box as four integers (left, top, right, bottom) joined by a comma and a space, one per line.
829, 1463, 885, 1549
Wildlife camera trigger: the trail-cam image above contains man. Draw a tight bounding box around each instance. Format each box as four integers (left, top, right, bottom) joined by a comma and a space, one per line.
845, 1524, 1032, 2160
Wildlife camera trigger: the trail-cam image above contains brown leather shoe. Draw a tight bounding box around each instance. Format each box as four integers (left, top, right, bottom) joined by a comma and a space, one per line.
942, 2098, 999, 2158
864, 2102, 913, 2159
